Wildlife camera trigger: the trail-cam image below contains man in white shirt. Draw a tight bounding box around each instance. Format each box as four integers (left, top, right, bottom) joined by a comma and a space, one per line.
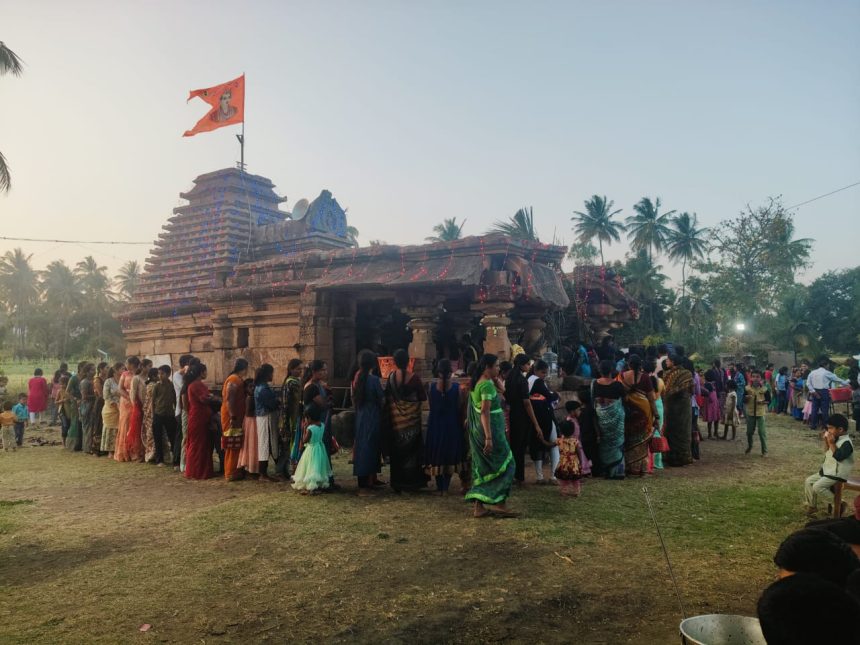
171, 354, 194, 470
807, 358, 849, 429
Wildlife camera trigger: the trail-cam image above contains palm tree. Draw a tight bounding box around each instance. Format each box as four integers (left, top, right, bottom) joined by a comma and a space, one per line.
426, 217, 466, 242
0, 42, 24, 193
41, 260, 80, 357
114, 260, 141, 301
571, 195, 625, 265
626, 197, 676, 263
0, 248, 38, 350
666, 212, 709, 298
76, 256, 112, 346
346, 226, 359, 247
489, 207, 538, 242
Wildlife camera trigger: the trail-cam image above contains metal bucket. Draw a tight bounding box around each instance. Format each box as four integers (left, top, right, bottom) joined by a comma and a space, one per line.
679, 614, 766, 645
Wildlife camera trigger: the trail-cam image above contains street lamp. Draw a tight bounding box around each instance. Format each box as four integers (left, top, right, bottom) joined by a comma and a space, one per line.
735, 322, 746, 359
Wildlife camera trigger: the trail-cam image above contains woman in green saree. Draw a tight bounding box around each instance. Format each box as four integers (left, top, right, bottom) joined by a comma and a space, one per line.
465, 354, 517, 518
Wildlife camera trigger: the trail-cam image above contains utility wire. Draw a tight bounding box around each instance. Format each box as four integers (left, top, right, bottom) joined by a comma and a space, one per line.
785, 180, 860, 210
0, 235, 150, 245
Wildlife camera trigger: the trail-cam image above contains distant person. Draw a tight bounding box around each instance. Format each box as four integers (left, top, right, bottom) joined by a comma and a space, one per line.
757, 573, 860, 645
100, 363, 122, 458
734, 364, 747, 419
592, 359, 627, 478
744, 370, 770, 457
620, 354, 658, 476
663, 354, 694, 467
27, 368, 50, 426
172, 354, 194, 470
153, 365, 178, 467
720, 379, 740, 440
776, 367, 789, 414
505, 353, 541, 486
0, 401, 17, 452
220, 359, 248, 480
804, 413, 854, 518
352, 350, 386, 495
386, 350, 428, 493
11, 393, 28, 447
556, 409, 585, 497
423, 358, 465, 496
254, 363, 280, 483
465, 354, 517, 517
184, 362, 216, 480
807, 358, 849, 429
115, 356, 139, 463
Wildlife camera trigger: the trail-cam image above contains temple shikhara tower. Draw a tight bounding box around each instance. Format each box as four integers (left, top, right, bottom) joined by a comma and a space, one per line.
121, 167, 579, 385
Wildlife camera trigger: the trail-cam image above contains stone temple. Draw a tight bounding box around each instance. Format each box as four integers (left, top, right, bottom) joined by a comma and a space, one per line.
120, 168, 575, 386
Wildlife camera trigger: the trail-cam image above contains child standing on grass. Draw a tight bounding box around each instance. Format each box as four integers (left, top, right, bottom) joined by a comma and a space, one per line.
291, 403, 332, 494
804, 414, 854, 518
555, 419, 583, 497
744, 370, 770, 456
12, 394, 28, 447
721, 380, 740, 440
563, 400, 591, 476
55, 375, 70, 442
0, 402, 17, 452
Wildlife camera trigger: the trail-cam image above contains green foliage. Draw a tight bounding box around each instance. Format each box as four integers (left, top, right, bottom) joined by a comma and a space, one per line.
426, 217, 466, 242
489, 207, 538, 241
0, 41, 23, 193
626, 197, 675, 262
566, 241, 599, 265
698, 197, 812, 323
0, 247, 126, 360
804, 267, 860, 353
571, 195, 625, 265
612, 250, 674, 345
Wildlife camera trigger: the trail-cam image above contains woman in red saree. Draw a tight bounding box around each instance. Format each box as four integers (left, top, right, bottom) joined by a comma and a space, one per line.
126, 363, 147, 462
185, 362, 215, 480
114, 357, 138, 462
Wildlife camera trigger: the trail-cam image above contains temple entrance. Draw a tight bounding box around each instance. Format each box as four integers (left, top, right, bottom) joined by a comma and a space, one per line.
355, 300, 411, 358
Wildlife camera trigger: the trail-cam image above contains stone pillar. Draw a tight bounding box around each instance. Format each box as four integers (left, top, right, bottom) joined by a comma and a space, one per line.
473, 302, 515, 361
520, 311, 547, 357
402, 300, 443, 379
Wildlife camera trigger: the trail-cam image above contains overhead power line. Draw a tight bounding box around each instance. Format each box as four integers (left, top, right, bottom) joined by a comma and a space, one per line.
0, 235, 150, 245
785, 180, 860, 210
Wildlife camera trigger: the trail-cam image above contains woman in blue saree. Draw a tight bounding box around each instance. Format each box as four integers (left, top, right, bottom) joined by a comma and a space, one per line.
591, 359, 626, 479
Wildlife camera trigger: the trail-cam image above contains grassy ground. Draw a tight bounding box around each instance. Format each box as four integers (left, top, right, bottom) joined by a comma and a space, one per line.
0, 415, 849, 644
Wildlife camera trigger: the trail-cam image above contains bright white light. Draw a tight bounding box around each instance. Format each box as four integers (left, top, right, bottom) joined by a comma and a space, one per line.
735, 322, 746, 332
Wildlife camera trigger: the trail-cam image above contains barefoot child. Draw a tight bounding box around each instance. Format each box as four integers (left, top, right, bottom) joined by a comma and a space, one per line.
555, 419, 583, 496
804, 413, 854, 518
721, 380, 740, 440
291, 403, 332, 493
0, 402, 17, 451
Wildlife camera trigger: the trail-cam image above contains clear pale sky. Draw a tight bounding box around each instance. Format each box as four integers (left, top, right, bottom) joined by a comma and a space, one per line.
3, 0, 859, 286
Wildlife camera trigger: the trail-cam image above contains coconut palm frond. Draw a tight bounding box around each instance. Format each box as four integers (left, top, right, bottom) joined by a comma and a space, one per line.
0, 42, 24, 77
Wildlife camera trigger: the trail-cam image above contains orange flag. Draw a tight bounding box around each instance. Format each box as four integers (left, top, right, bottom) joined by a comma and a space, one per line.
183, 74, 245, 137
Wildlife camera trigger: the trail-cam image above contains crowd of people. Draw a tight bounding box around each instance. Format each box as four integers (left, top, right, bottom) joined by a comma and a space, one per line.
2, 341, 858, 520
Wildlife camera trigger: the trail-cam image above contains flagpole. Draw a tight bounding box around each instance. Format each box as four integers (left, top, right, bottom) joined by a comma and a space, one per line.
237, 72, 246, 171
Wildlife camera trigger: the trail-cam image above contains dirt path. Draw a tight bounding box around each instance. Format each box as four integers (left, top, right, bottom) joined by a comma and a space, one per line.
0, 417, 824, 643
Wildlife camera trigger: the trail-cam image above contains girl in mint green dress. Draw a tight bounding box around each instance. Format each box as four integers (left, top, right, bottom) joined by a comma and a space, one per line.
292, 405, 332, 493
